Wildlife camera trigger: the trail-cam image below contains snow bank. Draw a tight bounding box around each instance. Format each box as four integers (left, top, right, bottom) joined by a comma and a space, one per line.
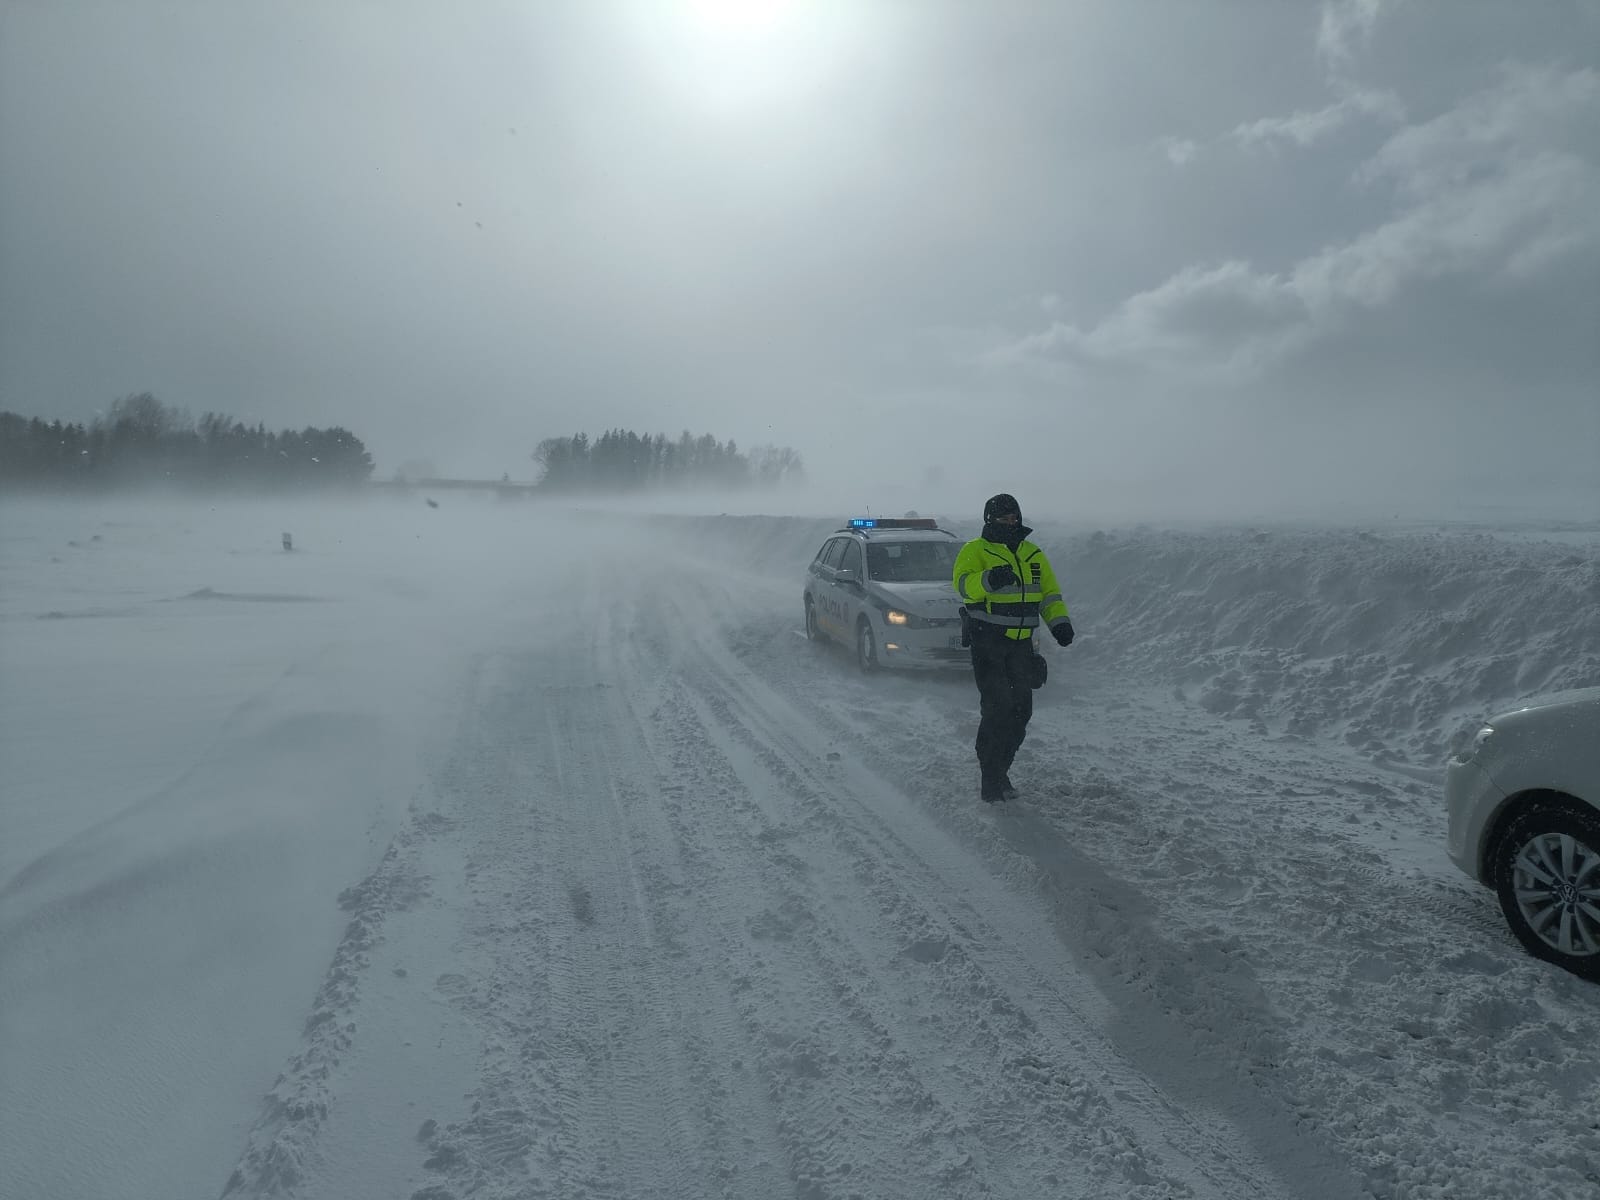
1054, 524, 1600, 766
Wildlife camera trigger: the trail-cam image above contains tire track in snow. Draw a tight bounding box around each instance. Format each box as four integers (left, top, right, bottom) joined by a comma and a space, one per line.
413, 623, 796, 1200
617, 658, 1057, 1196
221, 552, 1356, 1200
606, 587, 1216, 1196
740, 630, 1589, 1200
219, 809, 449, 1198
636, 586, 1365, 1200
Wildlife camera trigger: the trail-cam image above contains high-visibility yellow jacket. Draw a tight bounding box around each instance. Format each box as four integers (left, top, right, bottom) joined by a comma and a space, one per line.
952, 535, 1071, 641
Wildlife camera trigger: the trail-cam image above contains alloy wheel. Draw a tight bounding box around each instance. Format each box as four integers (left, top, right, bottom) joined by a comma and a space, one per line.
1509, 831, 1600, 959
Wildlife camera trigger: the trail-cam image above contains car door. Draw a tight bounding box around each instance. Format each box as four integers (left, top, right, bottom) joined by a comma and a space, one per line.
812, 537, 850, 641
836, 539, 867, 636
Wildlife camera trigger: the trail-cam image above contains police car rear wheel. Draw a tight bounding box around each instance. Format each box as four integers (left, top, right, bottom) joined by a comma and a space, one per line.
856, 619, 877, 672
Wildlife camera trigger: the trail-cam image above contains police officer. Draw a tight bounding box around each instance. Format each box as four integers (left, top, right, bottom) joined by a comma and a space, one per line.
952, 493, 1074, 802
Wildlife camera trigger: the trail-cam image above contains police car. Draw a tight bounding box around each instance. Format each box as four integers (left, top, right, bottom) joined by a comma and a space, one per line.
802, 518, 968, 671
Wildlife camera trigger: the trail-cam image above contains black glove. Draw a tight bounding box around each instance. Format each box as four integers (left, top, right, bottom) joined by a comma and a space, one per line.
1052, 621, 1075, 647
985, 565, 1018, 590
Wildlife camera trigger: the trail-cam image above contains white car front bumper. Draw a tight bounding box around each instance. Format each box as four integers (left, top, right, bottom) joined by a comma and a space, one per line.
877, 624, 969, 670
1445, 755, 1506, 883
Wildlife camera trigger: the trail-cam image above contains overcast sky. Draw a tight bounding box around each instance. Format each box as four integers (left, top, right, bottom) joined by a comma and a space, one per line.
3, 0, 1597, 518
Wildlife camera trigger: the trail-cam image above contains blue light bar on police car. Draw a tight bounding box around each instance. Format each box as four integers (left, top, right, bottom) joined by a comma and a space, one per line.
847, 517, 938, 530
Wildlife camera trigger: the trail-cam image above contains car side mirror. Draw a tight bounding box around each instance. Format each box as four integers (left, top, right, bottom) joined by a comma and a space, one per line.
835, 567, 859, 585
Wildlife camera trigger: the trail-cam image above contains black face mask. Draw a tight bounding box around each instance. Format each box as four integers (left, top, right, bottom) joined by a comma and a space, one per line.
983, 519, 1030, 549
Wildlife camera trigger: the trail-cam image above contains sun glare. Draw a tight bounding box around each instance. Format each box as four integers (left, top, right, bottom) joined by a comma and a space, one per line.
686, 0, 797, 34
626, 0, 847, 113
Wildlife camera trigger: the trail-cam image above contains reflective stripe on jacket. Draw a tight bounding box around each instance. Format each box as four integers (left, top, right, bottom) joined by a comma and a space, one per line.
952, 536, 1070, 641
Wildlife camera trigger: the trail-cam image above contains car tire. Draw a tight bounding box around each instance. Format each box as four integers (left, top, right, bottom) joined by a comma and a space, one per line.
1492, 801, 1600, 981
805, 598, 820, 643
855, 618, 877, 673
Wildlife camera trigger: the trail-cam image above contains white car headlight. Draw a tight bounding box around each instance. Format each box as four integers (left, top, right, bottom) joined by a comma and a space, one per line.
1452, 725, 1495, 764
886, 610, 909, 626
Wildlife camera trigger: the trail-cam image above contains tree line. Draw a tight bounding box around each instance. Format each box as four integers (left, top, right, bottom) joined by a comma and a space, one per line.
0, 393, 375, 491
531, 429, 804, 492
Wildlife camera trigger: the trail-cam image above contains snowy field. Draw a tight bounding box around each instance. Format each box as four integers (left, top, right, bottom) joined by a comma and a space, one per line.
2, 493, 1598, 1200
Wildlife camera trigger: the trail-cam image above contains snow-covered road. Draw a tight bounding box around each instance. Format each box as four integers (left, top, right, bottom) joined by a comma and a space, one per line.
4, 500, 1598, 1199
225, 574, 1344, 1198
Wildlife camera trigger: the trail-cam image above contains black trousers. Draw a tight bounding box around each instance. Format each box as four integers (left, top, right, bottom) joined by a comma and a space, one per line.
970, 633, 1036, 782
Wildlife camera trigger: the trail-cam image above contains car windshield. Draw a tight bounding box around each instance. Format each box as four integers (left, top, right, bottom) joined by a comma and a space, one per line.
866, 540, 957, 582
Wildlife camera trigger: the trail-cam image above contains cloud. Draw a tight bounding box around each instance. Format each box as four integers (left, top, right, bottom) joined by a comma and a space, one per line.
1223, 0, 1401, 155
1231, 88, 1403, 151
1317, 64, 1600, 293
1316, 0, 1391, 76
1160, 1, 1400, 191
1160, 136, 1200, 166
1358, 62, 1600, 199
991, 262, 1308, 377
986, 62, 1600, 381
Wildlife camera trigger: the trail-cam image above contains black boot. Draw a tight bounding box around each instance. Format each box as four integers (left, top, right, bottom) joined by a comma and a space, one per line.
1000, 773, 1019, 800
980, 774, 1006, 803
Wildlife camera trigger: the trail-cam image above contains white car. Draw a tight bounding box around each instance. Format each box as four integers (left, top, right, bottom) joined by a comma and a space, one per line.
803, 518, 967, 671
1446, 686, 1600, 980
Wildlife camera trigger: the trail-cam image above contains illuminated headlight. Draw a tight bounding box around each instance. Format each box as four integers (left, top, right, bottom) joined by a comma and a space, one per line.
886, 610, 909, 626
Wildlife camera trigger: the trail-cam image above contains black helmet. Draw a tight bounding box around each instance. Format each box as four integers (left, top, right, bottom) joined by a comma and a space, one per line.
983, 493, 1021, 523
